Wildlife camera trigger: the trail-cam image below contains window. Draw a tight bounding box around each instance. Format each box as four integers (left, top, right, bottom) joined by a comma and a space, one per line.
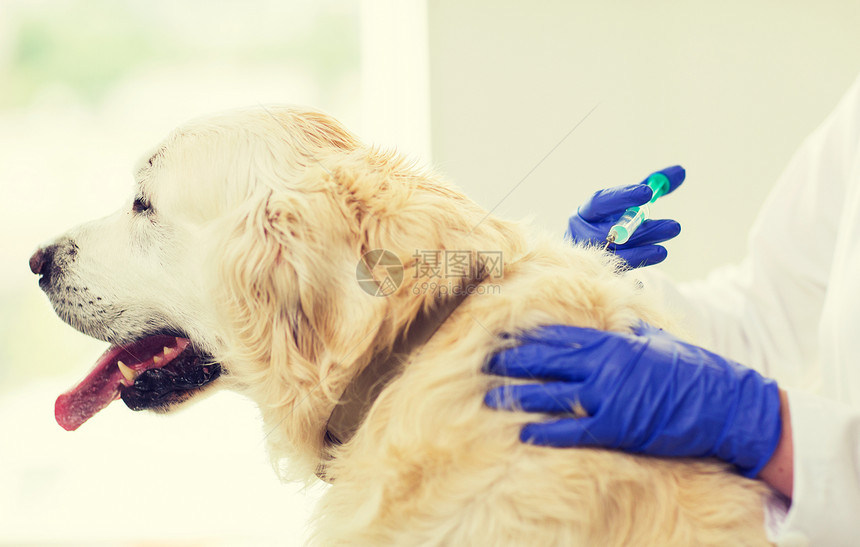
0, 1, 380, 543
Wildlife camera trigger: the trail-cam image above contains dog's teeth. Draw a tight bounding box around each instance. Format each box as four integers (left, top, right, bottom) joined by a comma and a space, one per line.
117, 360, 138, 383
163, 346, 171, 355
153, 355, 162, 364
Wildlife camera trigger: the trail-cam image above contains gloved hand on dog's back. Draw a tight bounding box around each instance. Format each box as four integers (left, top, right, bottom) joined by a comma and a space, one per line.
567, 165, 685, 267
484, 322, 783, 478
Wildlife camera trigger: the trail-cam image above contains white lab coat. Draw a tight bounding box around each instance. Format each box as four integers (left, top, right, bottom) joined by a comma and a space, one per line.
641, 75, 860, 545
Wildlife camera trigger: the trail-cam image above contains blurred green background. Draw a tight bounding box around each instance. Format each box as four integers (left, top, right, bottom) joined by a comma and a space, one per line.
3, 0, 358, 108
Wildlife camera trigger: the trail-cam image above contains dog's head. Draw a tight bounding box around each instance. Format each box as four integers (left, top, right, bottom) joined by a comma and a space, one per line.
31, 106, 517, 474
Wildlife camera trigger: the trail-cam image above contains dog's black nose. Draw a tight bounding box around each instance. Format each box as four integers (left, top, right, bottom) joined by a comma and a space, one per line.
29, 245, 55, 277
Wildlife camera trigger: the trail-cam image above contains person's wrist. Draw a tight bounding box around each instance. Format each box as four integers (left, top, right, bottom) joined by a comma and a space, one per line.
757, 389, 793, 497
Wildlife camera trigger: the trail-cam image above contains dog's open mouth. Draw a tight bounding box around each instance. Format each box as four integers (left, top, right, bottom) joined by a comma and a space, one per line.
55, 335, 221, 431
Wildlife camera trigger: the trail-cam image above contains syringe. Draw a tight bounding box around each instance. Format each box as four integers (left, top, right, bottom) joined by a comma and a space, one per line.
603, 170, 673, 251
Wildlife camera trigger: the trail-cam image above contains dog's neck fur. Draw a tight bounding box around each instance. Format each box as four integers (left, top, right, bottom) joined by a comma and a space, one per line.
316, 277, 483, 482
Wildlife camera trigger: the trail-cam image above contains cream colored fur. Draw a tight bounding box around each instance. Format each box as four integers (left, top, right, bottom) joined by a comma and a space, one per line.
203, 108, 772, 546
46, 106, 773, 545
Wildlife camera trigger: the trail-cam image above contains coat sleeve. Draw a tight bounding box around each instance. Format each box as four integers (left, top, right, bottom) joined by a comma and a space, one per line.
636, 74, 860, 545
640, 74, 860, 386
762, 390, 860, 546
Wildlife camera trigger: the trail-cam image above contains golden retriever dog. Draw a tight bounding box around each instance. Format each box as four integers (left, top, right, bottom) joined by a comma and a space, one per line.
30, 107, 772, 545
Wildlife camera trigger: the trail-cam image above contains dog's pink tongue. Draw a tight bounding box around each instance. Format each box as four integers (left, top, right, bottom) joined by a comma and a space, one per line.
55, 336, 191, 431
55, 345, 126, 431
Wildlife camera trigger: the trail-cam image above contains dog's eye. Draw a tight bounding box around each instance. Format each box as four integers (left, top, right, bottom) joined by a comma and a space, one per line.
132, 197, 152, 214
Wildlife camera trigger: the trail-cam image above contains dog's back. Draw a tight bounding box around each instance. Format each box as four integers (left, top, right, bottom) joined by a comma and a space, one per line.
313, 239, 771, 546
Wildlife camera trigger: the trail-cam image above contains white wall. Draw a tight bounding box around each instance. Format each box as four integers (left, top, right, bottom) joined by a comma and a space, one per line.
426, 1, 860, 280
360, 0, 431, 161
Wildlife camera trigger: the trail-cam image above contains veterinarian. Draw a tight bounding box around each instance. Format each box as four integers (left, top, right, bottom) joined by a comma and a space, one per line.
486, 73, 860, 546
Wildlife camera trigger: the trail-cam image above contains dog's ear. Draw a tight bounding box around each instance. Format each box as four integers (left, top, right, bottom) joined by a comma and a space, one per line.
213, 178, 385, 477
215, 170, 389, 398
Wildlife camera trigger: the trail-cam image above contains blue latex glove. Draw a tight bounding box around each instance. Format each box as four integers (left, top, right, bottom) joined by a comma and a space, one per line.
484, 323, 782, 478
567, 165, 685, 267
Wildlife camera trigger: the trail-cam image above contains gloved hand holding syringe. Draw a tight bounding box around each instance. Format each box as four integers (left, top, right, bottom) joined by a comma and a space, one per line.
603, 167, 681, 250
566, 165, 686, 267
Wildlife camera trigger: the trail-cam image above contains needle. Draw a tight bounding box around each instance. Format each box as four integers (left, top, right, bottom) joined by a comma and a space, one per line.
603, 233, 615, 251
